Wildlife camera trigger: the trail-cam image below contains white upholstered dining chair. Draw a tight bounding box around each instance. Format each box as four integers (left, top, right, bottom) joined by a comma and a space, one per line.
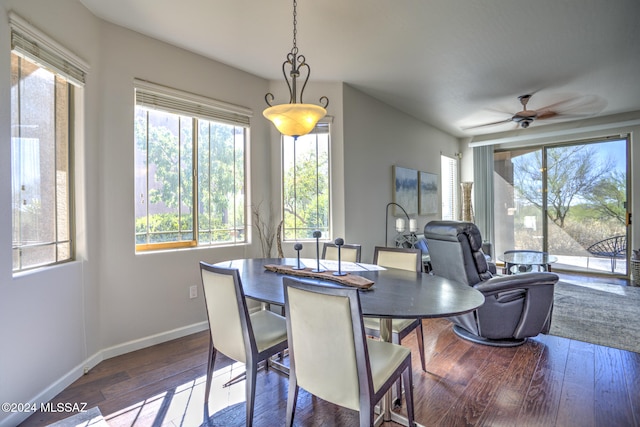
283, 277, 415, 427
322, 242, 362, 263
362, 246, 425, 400
199, 262, 288, 427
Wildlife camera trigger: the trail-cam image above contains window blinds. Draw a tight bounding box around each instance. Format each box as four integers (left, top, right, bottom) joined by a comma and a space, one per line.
9, 12, 88, 86
441, 155, 459, 220
134, 79, 252, 127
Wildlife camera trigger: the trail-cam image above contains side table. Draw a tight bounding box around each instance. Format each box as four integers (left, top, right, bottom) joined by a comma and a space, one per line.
631, 259, 640, 286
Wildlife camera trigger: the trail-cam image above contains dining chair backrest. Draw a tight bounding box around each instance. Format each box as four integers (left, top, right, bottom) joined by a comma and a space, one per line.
283, 278, 369, 411
322, 243, 362, 263
200, 263, 253, 364
373, 246, 422, 272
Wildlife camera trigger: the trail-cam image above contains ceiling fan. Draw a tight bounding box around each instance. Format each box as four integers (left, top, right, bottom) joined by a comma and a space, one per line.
462, 93, 604, 131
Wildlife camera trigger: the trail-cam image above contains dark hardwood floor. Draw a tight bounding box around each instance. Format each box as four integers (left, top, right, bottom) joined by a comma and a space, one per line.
20, 312, 640, 427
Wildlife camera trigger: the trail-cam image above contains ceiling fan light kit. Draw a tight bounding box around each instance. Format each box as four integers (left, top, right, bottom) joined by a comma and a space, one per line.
511, 95, 536, 128
263, 0, 329, 138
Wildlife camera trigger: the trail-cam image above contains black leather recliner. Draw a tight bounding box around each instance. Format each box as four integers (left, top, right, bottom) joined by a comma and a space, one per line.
424, 220, 558, 347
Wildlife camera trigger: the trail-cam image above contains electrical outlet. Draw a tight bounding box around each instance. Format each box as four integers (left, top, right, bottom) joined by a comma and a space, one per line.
189, 285, 198, 299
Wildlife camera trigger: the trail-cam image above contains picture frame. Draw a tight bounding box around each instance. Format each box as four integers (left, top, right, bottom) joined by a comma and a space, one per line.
419, 171, 438, 215
392, 166, 418, 215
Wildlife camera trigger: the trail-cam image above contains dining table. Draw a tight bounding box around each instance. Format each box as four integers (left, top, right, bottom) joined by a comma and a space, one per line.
213, 257, 485, 426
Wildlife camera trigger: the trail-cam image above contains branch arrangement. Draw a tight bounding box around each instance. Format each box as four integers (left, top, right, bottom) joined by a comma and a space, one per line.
252, 202, 283, 258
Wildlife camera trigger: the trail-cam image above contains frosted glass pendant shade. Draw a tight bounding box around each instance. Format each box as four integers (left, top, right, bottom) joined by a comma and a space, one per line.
263, 103, 326, 137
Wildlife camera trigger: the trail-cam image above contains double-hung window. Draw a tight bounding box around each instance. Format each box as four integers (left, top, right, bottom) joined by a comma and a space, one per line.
282, 122, 331, 240
10, 14, 87, 272
134, 81, 250, 251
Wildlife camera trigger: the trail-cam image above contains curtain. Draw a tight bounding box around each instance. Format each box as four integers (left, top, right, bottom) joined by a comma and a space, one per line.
473, 145, 494, 247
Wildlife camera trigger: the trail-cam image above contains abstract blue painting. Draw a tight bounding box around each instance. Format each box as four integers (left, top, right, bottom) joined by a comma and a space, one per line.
419, 171, 438, 214
393, 166, 418, 215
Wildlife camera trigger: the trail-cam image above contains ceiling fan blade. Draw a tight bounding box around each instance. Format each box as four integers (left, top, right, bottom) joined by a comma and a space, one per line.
533, 96, 585, 113
536, 95, 606, 116
535, 110, 558, 120
461, 118, 513, 130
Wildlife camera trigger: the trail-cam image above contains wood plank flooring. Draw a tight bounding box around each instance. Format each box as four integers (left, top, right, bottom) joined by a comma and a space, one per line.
19, 316, 640, 427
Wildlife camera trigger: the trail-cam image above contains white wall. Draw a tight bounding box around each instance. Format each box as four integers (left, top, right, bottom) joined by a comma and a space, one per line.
0, 1, 102, 425
96, 20, 274, 350
342, 84, 461, 263
460, 138, 474, 182
0, 1, 275, 425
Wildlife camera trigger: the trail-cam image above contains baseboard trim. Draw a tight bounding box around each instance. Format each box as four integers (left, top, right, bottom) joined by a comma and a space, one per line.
0, 321, 209, 427
101, 321, 209, 360
0, 351, 103, 427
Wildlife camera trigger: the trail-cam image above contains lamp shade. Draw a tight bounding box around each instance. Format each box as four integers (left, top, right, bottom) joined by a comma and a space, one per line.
263, 103, 326, 137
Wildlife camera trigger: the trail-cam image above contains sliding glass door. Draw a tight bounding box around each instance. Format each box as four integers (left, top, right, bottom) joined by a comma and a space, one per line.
494, 137, 629, 276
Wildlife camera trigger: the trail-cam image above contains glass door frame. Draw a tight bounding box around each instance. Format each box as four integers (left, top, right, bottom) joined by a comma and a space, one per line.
494, 134, 631, 278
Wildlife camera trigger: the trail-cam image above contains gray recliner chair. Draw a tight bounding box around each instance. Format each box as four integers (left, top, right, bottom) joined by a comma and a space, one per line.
424, 220, 558, 347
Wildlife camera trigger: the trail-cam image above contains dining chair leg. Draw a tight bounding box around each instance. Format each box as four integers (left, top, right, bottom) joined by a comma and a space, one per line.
286, 376, 299, 427
393, 334, 404, 408
359, 406, 373, 427
204, 342, 217, 419
204, 339, 218, 407
416, 322, 426, 372
402, 362, 415, 427
393, 325, 425, 408
245, 361, 257, 427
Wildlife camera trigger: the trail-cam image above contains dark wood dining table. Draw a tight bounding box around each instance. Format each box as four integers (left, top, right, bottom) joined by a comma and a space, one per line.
212, 257, 485, 426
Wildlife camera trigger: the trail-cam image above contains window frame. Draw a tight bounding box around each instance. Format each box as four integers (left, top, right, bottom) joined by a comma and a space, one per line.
134, 80, 251, 252
10, 13, 87, 273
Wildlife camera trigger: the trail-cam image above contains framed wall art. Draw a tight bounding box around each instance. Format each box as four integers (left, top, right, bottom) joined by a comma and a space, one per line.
392, 166, 418, 215
419, 171, 438, 215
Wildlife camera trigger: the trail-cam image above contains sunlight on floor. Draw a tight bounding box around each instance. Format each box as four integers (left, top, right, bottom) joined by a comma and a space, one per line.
560, 280, 630, 296
555, 255, 627, 275
104, 362, 248, 427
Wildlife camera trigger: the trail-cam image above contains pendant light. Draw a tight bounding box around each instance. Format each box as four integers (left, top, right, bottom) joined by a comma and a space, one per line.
263, 0, 328, 138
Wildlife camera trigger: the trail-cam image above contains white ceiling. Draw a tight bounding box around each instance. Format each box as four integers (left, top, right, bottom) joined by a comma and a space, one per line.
79, 0, 640, 138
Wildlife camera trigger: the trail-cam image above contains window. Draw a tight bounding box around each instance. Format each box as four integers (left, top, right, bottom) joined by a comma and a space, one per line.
282, 123, 331, 240
134, 81, 250, 251
441, 155, 459, 220
10, 14, 86, 272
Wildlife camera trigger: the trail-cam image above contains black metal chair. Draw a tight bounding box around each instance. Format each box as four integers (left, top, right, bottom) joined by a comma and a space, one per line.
586, 235, 627, 273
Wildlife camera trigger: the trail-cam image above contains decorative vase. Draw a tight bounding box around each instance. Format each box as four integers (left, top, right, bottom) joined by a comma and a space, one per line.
460, 181, 474, 222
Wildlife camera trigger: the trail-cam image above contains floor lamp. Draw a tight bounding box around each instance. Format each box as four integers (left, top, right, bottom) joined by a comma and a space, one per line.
385, 202, 414, 247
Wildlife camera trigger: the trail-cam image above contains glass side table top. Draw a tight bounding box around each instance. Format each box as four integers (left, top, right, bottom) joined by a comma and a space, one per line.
498, 251, 558, 266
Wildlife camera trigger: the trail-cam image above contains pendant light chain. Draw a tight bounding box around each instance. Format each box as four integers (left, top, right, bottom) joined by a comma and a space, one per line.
292, 0, 298, 54
263, 0, 329, 137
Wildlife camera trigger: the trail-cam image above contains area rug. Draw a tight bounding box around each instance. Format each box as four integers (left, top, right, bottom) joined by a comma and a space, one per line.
549, 280, 640, 353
